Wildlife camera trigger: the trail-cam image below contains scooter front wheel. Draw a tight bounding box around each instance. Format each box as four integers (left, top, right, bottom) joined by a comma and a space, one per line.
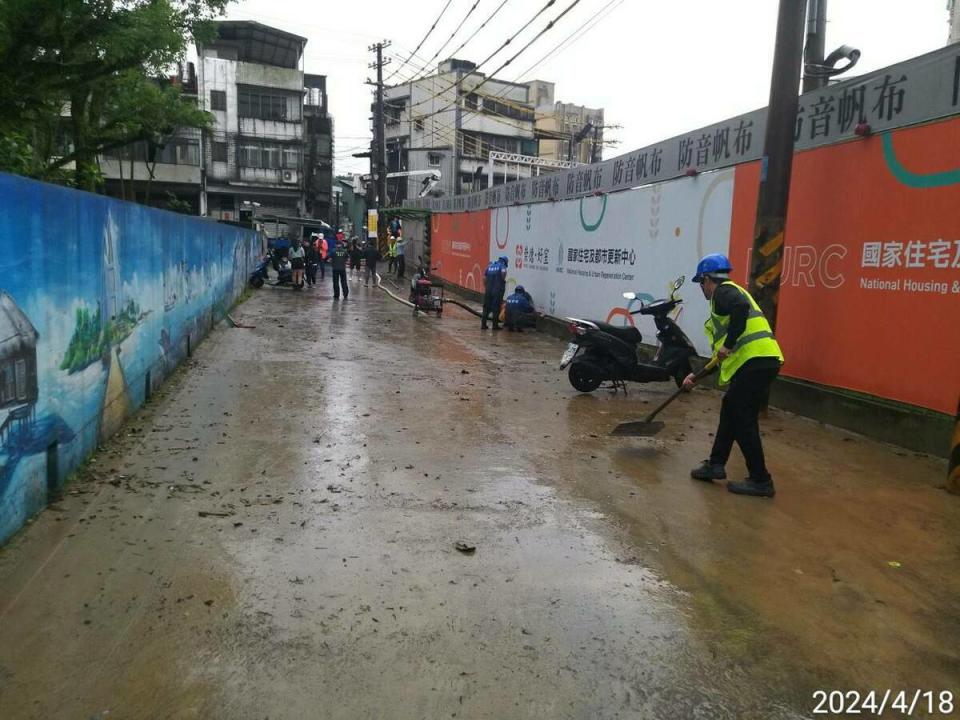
568, 361, 603, 393
250, 275, 265, 289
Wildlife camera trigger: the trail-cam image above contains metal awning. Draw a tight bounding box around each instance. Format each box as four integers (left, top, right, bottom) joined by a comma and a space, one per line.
208, 21, 306, 69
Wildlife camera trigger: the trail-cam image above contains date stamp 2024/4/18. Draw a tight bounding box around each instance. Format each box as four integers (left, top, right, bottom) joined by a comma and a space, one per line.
813, 690, 955, 716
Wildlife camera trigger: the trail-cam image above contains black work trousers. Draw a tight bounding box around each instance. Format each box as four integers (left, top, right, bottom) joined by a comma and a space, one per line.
709, 363, 780, 481
306, 263, 318, 285
481, 290, 504, 327
332, 269, 349, 299
396, 255, 406, 279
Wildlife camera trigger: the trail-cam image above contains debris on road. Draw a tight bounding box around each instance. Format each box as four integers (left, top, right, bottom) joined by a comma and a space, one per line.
454, 541, 476, 555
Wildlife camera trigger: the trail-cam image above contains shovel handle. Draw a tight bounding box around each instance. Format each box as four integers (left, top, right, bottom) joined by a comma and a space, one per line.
641, 355, 721, 423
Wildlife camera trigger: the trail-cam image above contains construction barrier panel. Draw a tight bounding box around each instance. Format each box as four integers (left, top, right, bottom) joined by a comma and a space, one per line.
431, 210, 491, 292
729, 116, 960, 415
487, 170, 736, 358
427, 115, 960, 420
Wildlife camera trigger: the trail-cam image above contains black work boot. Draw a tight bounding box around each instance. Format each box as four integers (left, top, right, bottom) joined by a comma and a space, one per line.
492, 323, 501, 331
481, 323, 488, 330
727, 478, 776, 497
690, 460, 727, 482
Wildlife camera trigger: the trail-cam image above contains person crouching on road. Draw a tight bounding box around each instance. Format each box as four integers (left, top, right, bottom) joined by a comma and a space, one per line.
505, 285, 536, 332
481, 255, 508, 330
683, 253, 784, 498
289, 239, 306, 290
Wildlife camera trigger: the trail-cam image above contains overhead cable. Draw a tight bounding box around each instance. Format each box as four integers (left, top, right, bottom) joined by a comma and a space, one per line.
385, 0, 457, 81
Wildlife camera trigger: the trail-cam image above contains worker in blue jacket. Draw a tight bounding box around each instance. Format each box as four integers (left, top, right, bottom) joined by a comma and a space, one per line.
481, 255, 508, 330
505, 285, 536, 332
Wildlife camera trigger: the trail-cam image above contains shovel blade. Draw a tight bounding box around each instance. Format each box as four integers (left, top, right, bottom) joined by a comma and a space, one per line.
610, 420, 666, 437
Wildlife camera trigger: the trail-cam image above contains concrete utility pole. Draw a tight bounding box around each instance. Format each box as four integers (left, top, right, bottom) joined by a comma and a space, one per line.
747, 0, 807, 328
454, 95, 462, 195
368, 41, 391, 247
802, 0, 828, 93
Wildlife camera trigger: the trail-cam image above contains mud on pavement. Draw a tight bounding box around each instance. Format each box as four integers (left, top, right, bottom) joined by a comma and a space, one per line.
0, 280, 957, 719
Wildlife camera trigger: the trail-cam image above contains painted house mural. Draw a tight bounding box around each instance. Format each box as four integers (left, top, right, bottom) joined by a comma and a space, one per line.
0, 172, 259, 543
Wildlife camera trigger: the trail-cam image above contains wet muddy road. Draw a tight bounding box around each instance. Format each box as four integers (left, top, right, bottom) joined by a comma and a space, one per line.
1, 279, 957, 719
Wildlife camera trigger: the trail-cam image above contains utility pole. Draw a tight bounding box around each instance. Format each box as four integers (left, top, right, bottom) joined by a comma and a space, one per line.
802, 0, 828, 93
368, 40, 391, 248
453, 92, 462, 195
590, 125, 600, 164
747, 0, 807, 329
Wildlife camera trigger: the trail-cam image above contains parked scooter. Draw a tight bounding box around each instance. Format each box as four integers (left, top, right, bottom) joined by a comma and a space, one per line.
249, 255, 271, 288
559, 275, 697, 393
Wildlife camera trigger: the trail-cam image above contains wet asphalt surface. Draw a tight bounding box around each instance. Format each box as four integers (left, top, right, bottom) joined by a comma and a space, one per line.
0, 274, 957, 719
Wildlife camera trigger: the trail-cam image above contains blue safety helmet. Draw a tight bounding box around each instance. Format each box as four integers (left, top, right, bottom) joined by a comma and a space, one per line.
515, 285, 524, 294
498, 255, 509, 267
693, 253, 732, 283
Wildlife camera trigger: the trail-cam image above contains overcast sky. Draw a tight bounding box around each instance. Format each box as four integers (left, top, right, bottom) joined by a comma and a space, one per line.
225, 0, 951, 176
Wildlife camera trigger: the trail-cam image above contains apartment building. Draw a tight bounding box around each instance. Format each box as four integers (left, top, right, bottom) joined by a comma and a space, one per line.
528, 80, 606, 164
197, 21, 309, 223
383, 58, 539, 202
99, 64, 204, 213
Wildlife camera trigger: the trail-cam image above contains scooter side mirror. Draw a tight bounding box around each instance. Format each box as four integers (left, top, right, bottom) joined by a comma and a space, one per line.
674, 275, 685, 290
622, 291, 637, 301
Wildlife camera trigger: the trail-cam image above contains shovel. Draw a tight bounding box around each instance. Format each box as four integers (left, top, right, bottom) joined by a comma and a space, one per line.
610, 356, 720, 437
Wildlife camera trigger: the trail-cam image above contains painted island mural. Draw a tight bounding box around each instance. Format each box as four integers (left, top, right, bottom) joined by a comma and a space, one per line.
0, 172, 258, 543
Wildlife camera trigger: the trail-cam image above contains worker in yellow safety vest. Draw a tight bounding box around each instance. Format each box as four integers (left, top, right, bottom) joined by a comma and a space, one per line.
683, 253, 784, 497
387, 236, 398, 274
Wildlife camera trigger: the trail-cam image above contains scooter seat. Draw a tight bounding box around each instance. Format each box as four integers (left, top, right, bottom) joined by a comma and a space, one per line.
593, 322, 641, 344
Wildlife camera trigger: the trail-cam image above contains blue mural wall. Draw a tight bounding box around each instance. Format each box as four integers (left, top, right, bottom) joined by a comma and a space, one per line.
0, 172, 259, 543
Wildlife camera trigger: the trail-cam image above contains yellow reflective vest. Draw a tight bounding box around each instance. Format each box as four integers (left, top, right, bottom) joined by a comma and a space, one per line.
388, 240, 398, 258
704, 281, 784, 385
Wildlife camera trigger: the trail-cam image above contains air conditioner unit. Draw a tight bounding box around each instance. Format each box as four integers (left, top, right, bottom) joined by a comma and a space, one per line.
282, 170, 296, 183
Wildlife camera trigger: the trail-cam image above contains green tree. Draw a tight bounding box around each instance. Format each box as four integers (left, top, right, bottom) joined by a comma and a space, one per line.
0, 0, 230, 190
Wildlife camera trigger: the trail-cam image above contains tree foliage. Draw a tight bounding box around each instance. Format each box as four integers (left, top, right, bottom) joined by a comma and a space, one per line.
0, 0, 231, 190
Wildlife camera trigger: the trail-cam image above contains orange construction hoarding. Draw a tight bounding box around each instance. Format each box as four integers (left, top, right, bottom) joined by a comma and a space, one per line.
431, 210, 491, 291
729, 117, 960, 415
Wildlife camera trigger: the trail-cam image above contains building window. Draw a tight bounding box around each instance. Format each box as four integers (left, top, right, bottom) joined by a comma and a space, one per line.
283, 148, 300, 169
414, 118, 424, 132
176, 142, 200, 165
238, 88, 301, 121
210, 90, 226, 111
428, 152, 443, 167
212, 142, 228, 163
385, 99, 404, 125
464, 93, 479, 111
238, 141, 300, 170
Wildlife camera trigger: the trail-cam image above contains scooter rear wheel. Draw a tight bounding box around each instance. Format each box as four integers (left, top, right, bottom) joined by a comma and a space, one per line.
250, 275, 265, 289
568, 361, 603, 393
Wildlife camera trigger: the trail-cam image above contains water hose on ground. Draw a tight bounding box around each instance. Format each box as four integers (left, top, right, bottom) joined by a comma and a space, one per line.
443, 298, 482, 317
376, 276, 483, 317
376, 275, 416, 309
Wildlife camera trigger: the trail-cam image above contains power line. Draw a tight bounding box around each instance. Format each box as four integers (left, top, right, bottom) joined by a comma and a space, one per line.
412, 0, 583, 121
408, 0, 559, 112
513, 0, 626, 81
385, 0, 456, 81
443, 0, 513, 66
387, 0, 621, 188
408, 0, 484, 83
